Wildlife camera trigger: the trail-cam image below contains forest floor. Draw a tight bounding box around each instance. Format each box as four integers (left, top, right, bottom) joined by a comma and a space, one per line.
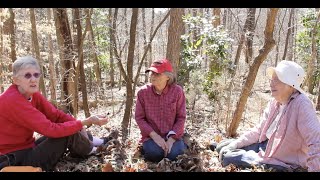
52, 81, 270, 172
53, 77, 320, 172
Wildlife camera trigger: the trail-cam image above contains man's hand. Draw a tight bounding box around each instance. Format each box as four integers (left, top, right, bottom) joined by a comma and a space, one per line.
150, 131, 168, 153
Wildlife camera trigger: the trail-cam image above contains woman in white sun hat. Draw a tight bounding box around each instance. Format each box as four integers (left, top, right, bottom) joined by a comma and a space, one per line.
217, 60, 320, 172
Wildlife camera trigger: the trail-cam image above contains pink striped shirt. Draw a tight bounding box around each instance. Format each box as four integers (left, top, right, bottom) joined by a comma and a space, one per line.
135, 83, 186, 142
234, 92, 320, 171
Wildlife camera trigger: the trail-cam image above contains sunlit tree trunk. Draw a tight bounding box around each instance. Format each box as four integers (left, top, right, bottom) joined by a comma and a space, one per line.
8, 8, 16, 62
29, 8, 47, 98
166, 8, 184, 77
46, 8, 57, 103
228, 8, 278, 137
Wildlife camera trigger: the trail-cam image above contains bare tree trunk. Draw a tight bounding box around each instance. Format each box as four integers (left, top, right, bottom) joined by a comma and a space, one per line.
108, 8, 115, 88
317, 82, 320, 111
212, 8, 221, 27
54, 8, 77, 115
275, 9, 288, 66
0, 8, 4, 93
305, 9, 320, 94
122, 8, 138, 140
281, 8, 294, 60
233, 8, 256, 75
222, 8, 228, 27
8, 8, 16, 62
46, 8, 57, 103
166, 8, 184, 77
86, 8, 102, 88
141, 8, 147, 84
30, 8, 47, 98
244, 8, 256, 64
53, 8, 66, 111
133, 10, 171, 93
287, 9, 295, 60
227, 8, 278, 137
146, 8, 155, 83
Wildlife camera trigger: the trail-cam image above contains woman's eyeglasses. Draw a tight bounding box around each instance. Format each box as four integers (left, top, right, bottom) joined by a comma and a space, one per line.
22, 72, 41, 79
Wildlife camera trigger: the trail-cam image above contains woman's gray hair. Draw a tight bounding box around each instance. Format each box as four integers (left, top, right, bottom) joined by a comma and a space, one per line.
12, 56, 40, 76
163, 71, 176, 85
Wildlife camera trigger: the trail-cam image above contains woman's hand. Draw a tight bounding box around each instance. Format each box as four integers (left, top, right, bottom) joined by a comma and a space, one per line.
81, 114, 109, 127
166, 137, 176, 156
89, 115, 109, 126
150, 131, 168, 154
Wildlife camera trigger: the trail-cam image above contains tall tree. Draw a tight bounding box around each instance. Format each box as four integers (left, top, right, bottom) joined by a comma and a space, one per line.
212, 8, 221, 28
0, 8, 4, 93
305, 9, 320, 94
121, 8, 138, 140
233, 8, 256, 73
75, 8, 90, 117
46, 8, 57, 103
54, 8, 77, 115
29, 8, 47, 98
281, 8, 294, 60
86, 8, 102, 88
166, 8, 184, 78
227, 8, 278, 137
108, 8, 115, 87
8, 8, 16, 62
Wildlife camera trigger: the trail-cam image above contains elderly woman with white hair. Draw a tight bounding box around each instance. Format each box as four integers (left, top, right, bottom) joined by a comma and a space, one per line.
0, 56, 112, 171
217, 60, 320, 172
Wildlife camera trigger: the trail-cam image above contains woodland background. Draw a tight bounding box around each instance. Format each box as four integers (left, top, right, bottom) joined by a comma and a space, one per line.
0, 8, 320, 172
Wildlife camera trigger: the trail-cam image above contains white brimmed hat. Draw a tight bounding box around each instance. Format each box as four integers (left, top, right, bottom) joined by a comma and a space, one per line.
266, 60, 305, 94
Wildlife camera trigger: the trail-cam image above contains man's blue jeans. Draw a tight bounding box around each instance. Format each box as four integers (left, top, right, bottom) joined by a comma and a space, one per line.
143, 138, 187, 162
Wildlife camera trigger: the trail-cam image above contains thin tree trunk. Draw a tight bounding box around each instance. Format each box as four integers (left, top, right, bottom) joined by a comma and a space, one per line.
86, 8, 102, 88
108, 8, 115, 88
281, 8, 294, 60
122, 8, 138, 140
76, 8, 90, 117
53, 8, 66, 111
276, 9, 288, 66
0, 8, 4, 93
8, 8, 16, 62
227, 8, 278, 137
287, 9, 295, 60
244, 8, 256, 64
46, 8, 57, 104
233, 8, 256, 75
30, 8, 47, 98
305, 9, 320, 94
213, 8, 221, 28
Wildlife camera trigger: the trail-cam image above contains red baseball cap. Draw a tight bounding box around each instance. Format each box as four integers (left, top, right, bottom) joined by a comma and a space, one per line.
145, 59, 173, 73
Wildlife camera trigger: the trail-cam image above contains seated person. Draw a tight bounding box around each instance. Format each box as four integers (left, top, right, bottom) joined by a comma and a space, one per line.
135, 59, 187, 162
0, 56, 110, 171
217, 60, 320, 172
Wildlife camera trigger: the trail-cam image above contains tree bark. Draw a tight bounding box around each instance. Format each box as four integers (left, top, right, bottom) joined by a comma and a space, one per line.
305, 9, 320, 94
281, 8, 294, 60
46, 8, 57, 104
233, 8, 256, 75
29, 8, 47, 98
227, 8, 278, 137
166, 8, 184, 77
212, 8, 221, 28
54, 8, 77, 115
8, 8, 16, 62
122, 8, 138, 140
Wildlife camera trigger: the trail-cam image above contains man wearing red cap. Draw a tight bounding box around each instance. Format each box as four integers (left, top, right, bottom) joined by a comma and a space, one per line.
135, 59, 187, 162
